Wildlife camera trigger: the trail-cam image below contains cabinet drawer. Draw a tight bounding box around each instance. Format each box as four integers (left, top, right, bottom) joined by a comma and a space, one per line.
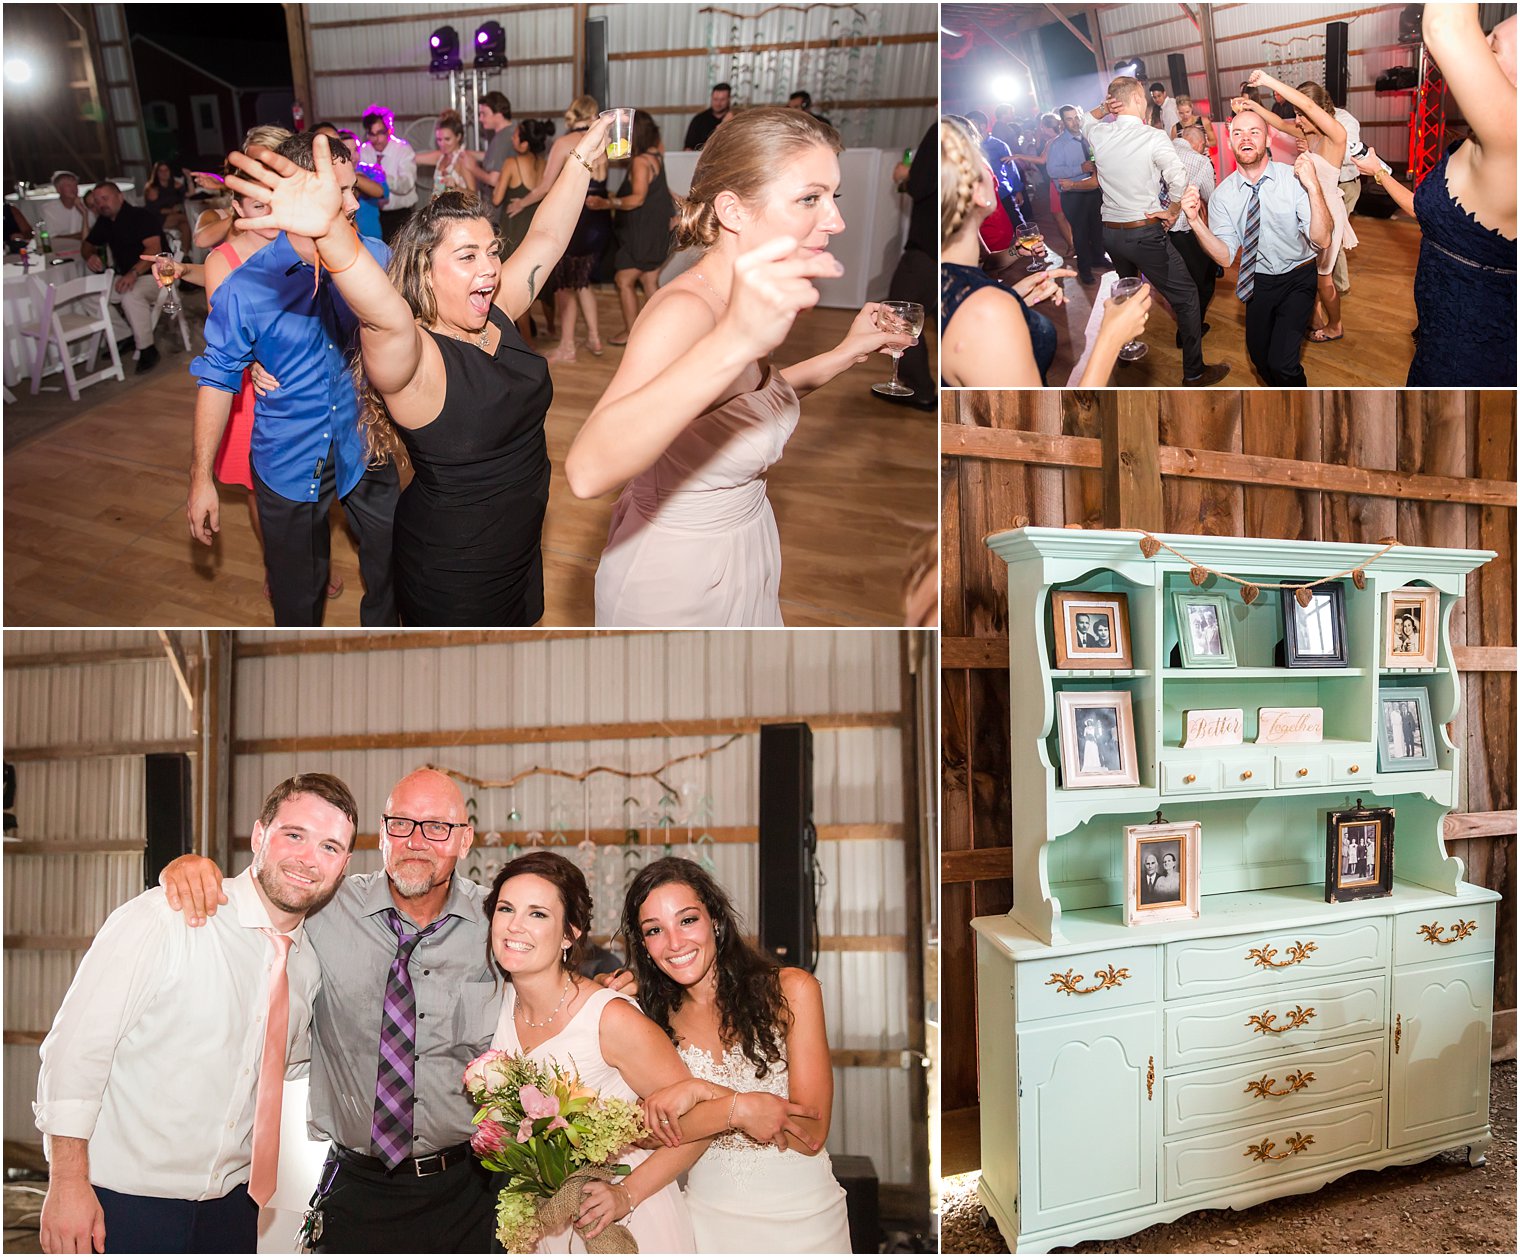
1162, 760, 1218, 794
1016, 946, 1158, 1022
1164, 975, 1386, 1068
1165, 919, 1388, 999
1217, 754, 1274, 792
1274, 752, 1327, 788
1329, 749, 1373, 783
1393, 902, 1497, 967
1164, 1097, 1384, 1201
1162, 1035, 1385, 1136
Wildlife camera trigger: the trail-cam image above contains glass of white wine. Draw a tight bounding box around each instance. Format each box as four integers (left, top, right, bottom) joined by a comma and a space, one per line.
155, 251, 180, 318
870, 300, 925, 398
1110, 276, 1148, 361
1017, 221, 1046, 272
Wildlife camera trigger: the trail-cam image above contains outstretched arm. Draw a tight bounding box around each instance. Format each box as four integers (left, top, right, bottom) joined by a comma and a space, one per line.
1352, 148, 1416, 215
1424, 3, 1518, 153
1249, 69, 1346, 167
778, 301, 914, 397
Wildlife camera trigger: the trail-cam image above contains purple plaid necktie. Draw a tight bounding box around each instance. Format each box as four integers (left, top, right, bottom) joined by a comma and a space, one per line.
371, 909, 447, 1169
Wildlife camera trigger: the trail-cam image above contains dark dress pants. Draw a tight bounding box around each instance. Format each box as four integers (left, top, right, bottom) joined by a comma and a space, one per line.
1243, 261, 1319, 387
1062, 189, 1104, 280
95, 1183, 257, 1253
254, 448, 400, 627
1102, 222, 1204, 378
312, 1148, 495, 1253
885, 244, 936, 406
1169, 227, 1218, 319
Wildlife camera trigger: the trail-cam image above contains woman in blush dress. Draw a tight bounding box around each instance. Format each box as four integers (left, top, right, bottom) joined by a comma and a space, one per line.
612, 857, 852, 1254
484, 852, 699, 1253
567, 107, 914, 626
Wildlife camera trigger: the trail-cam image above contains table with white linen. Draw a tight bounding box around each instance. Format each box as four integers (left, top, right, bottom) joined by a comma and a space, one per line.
3, 255, 87, 388
658, 148, 911, 310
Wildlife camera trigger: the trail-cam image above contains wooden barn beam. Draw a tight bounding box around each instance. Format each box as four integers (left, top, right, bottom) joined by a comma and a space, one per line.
1104, 395, 1164, 529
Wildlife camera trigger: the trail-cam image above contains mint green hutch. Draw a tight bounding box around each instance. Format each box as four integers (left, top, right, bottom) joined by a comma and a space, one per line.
972, 527, 1498, 1253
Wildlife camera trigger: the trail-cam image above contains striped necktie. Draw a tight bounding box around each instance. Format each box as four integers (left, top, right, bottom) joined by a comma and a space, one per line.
371, 909, 448, 1169
1236, 179, 1263, 301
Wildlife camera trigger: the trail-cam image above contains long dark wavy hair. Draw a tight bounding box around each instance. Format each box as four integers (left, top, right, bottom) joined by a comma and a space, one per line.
619, 857, 790, 1078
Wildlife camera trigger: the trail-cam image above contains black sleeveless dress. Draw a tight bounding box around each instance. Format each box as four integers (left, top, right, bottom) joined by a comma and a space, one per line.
393, 306, 554, 625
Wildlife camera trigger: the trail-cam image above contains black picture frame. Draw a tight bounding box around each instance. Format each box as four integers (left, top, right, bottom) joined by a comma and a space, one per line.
1280, 579, 1348, 668
1324, 802, 1394, 903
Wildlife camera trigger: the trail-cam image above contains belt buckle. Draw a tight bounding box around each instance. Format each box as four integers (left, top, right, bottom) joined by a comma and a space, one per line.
412, 1149, 446, 1177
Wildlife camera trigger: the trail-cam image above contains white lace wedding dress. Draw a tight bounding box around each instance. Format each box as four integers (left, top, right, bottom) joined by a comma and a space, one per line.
678, 1043, 853, 1253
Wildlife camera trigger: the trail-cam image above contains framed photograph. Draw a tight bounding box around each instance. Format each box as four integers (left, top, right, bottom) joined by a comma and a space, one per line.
1280, 579, 1348, 668
1324, 803, 1394, 902
1173, 592, 1236, 668
1056, 689, 1140, 788
1051, 591, 1133, 670
1383, 587, 1439, 669
1124, 819, 1202, 925
1377, 686, 1438, 772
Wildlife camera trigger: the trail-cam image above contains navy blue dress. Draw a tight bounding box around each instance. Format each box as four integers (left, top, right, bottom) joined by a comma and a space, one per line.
940, 262, 1057, 386
1408, 145, 1516, 386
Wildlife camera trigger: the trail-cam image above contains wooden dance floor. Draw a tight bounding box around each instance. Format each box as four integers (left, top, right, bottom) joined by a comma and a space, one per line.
1019, 208, 1425, 388
2, 292, 937, 627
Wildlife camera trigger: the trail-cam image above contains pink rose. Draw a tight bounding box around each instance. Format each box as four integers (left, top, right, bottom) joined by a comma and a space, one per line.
471, 1119, 508, 1155
463, 1050, 512, 1097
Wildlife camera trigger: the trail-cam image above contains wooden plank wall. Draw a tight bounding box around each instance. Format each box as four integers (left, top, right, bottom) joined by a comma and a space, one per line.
940, 391, 1518, 1118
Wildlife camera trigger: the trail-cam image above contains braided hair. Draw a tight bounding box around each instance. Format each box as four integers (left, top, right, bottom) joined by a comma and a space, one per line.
940, 114, 986, 247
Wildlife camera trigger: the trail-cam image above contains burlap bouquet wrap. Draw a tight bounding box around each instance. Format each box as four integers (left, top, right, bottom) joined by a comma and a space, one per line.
535, 1167, 638, 1253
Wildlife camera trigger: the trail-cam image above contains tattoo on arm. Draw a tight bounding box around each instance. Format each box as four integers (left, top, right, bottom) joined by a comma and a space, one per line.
526, 264, 542, 301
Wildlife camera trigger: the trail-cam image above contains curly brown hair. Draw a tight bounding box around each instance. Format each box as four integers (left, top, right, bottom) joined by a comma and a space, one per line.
618, 857, 791, 1079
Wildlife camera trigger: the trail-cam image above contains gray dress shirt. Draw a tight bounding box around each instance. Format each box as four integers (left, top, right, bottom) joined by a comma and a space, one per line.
304, 871, 499, 1153
1080, 111, 1187, 222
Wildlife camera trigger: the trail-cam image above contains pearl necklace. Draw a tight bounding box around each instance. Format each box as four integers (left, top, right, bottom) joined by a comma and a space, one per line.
516, 973, 575, 1028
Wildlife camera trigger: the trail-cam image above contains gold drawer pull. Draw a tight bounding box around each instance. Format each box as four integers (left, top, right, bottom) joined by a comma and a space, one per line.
1348, 765, 1360, 774
1046, 964, 1130, 996
1418, 919, 1477, 946
1244, 1131, 1315, 1163
1240, 769, 1253, 780
1147, 1055, 1155, 1101
1183, 773, 1197, 785
1246, 940, 1318, 970
1245, 1069, 1315, 1099
1395, 1013, 1402, 1055
1246, 1005, 1316, 1035
1296, 768, 1309, 778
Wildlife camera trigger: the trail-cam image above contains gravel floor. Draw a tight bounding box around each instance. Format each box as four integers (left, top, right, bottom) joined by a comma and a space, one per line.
942, 1060, 1515, 1254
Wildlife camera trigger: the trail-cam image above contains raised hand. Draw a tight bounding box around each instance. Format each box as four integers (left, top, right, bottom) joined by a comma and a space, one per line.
1292, 152, 1318, 189
723, 234, 843, 360
1230, 95, 1255, 115
225, 134, 344, 238
1180, 184, 1203, 222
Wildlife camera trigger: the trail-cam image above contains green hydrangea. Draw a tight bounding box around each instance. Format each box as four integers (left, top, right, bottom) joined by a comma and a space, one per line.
495, 1188, 541, 1253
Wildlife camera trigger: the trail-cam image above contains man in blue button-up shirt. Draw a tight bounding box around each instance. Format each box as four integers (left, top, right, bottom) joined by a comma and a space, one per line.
188, 132, 399, 626
1047, 105, 1103, 284
1182, 106, 1331, 387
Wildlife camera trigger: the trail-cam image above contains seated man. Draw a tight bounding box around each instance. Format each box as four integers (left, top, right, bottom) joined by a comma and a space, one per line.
81, 181, 164, 374
40, 171, 93, 250
34, 775, 357, 1254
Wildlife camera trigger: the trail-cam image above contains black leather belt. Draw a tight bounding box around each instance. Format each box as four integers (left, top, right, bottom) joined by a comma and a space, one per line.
332, 1141, 473, 1177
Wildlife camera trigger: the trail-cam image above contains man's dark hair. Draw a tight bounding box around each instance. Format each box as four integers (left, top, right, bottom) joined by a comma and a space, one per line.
480, 90, 511, 117
1058, 103, 1080, 117
1149, 81, 1166, 93
278, 129, 353, 170
789, 90, 812, 109
256, 773, 360, 848
311, 121, 343, 134
361, 110, 388, 133
713, 81, 732, 93
92, 179, 120, 194
965, 110, 989, 131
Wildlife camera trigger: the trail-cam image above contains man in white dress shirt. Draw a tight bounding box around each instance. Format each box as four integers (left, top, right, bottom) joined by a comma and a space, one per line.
1148, 82, 1181, 134
34, 774, 357, 1254
1169, 130, 1218, 320
39, 171, 93, 249
358, 109, 419, 244
1082, 75, 1229, 386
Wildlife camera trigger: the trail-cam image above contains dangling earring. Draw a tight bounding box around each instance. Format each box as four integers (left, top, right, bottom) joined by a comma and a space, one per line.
562, 945, 570, 964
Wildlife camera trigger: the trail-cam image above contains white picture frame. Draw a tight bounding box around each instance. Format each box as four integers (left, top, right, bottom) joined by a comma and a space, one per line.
1124, 819, 1202, 926
1057, 689, 1140, 789
1383, 587, 1439, 669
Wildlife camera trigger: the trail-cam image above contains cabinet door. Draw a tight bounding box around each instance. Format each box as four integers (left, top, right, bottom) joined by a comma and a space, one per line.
1017, 1007, 1159, 1234
1388, 958, 1493, 1149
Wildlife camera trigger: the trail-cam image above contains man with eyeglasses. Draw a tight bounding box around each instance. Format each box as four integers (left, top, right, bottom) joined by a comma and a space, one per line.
157, 767, 497, 1252
358, 108, 418, 244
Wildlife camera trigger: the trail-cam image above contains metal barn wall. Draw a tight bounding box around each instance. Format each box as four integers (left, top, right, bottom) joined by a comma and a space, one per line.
3, 633, 193, 1146
1094, 3, 1417, 162
303, 2, 937, 157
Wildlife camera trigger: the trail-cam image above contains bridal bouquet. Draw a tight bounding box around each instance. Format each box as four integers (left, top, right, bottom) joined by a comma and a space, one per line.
464, 1049, 649, 1253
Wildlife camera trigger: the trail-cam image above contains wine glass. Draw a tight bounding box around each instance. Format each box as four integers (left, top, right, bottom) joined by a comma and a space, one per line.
1110, 277, 1148, 361
870, 300, 925, 398
155, 251, 180, 318
1017, 222, 1046, 272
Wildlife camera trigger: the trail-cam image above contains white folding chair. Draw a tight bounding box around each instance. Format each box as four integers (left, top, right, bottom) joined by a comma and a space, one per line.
150, 242, 192, 352
19, 270, 125, 401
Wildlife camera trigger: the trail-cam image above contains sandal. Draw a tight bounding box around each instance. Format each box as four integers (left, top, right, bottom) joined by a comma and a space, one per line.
586, 337, 605, 356
608, 334, 629, 346
1308, 328, 1344, 343
544, 344, 578, 363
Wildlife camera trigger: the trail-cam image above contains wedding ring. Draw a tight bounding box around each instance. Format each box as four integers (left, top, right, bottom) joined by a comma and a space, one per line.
660, 1117, 670, 1124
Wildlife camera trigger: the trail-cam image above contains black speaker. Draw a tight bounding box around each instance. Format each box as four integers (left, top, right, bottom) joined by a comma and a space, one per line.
1326, 21, 1350, 106
757, 722, 816, 971
832, 1153, 881, 1252
145, 753, 193, 890
584, 15, 610, 112
1168, 52, 1189, 97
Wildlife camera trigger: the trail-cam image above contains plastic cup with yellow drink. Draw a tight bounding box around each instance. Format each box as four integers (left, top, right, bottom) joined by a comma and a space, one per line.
600, 108, 635, 160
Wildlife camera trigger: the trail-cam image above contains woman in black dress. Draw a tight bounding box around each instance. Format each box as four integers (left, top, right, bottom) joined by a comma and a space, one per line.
224, 118, 614, 625
589, 110, 675, 344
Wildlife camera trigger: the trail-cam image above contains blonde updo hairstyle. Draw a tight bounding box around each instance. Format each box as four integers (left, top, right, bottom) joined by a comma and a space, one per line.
673, 105, 842, 250
351, 190, 496, 468
564, 94, 600, 129
940, 113, 990, 248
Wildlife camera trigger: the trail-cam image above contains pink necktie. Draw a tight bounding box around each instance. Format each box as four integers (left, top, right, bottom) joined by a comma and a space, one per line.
249, 929, 293, 1208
